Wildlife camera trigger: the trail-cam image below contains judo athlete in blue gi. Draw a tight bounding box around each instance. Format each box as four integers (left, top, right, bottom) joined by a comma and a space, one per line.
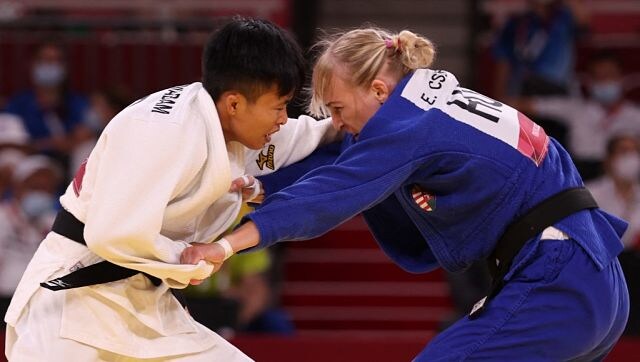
182, 27, 629, 361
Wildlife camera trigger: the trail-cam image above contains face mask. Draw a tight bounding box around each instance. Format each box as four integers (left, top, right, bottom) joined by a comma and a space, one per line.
612, 152, 640, 182
20, 191, 55, 219
32, 63, 66, 87
590, 82, 622, 105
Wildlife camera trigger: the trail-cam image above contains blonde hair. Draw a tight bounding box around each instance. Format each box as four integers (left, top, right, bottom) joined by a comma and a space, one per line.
309, 28, 436, 117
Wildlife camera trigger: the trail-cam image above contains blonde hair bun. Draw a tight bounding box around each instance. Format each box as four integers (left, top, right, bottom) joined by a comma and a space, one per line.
395, 30, 435, 69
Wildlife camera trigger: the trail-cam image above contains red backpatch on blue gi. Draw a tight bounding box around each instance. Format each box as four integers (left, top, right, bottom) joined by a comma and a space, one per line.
412, 185, 436, 212
516, 112, 549, 167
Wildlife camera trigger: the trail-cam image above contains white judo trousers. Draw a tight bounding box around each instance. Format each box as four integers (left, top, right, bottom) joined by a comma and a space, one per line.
6, 235, 249, 362
4, 82, 337, 361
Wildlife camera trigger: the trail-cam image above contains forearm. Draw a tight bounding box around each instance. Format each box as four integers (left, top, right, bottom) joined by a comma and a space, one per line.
225, 221, 261, 253
247, 160, 419, 248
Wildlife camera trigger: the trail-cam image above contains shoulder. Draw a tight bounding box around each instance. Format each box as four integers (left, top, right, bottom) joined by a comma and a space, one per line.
116, 82, 204, 126
105, 84, 206, 143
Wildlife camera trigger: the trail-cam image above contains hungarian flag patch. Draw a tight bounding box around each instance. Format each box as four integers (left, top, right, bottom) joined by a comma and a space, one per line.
411, 185, 436, 212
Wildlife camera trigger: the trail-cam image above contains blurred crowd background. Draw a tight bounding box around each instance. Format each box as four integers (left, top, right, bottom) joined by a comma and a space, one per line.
1, 0, 640, 360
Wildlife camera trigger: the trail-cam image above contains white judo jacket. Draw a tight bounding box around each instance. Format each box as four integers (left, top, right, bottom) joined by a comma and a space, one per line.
5, 82, 338, 359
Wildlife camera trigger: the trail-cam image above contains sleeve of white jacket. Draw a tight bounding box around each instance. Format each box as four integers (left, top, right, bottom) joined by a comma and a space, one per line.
83, 118, 213, 288
244, 116, 340, 176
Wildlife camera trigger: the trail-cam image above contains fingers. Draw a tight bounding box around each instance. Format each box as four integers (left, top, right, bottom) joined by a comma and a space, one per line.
180, 243, 228, 266
189, 261, 222, 285
229, 178, 243, 192
229, 175, 255, 192
229, 175, 263, 202
180, 245, 202, 264
245, 178, 262, 202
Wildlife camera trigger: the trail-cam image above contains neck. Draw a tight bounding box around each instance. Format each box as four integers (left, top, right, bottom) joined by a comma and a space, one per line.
378, 64, 402, 95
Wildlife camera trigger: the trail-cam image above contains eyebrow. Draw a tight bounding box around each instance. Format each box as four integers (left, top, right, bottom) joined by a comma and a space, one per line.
325, 101, 340, 107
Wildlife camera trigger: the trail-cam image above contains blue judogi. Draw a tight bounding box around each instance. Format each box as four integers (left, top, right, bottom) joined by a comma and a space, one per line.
251, 69, 629, 360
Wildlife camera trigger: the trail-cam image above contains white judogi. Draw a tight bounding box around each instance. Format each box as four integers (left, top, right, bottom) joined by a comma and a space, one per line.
4, 83, 338, 361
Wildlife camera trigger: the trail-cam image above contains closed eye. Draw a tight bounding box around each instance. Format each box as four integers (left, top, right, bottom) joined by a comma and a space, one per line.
275, 101, 290, 111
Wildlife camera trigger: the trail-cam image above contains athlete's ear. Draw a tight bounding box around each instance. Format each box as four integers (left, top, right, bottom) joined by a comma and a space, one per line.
223, 93, 242, 115
371, 79, 390, 104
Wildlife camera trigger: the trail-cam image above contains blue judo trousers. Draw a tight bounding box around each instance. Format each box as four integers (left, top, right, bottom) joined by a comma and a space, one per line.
254, 69, 629, 361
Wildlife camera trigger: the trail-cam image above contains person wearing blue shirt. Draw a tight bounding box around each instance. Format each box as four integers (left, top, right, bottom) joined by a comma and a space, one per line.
492, 0, 590, 99
182, 27, 629, 360
4, 42, 90, 165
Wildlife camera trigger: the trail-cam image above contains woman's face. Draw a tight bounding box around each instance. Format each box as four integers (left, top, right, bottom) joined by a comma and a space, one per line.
324, 75, 382, 137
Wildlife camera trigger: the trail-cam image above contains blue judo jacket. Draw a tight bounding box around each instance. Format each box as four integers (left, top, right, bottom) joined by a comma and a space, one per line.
249, 69, 626, 275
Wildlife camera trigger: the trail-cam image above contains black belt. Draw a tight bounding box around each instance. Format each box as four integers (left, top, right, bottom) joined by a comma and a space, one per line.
41, 209, 187, 307
469, 187, 598, 319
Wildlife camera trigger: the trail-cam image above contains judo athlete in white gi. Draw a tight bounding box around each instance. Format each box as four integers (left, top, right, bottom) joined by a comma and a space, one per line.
183, 28, 629, 360
4, 18, 339, 361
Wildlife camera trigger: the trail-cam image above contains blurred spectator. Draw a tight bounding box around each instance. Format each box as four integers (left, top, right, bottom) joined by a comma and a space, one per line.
0, 113, 31, 200
185, 204, 294, 336
70, 86, 133, 178
493, 0, 589, 99
3, 42, 91, 172
588, 135, 640, 247
0, 155, 62, 327
586, 134, 640, 335
515, 51, 640, 180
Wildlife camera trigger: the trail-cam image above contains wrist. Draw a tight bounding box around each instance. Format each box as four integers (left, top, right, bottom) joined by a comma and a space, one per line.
216, 237, 235, 261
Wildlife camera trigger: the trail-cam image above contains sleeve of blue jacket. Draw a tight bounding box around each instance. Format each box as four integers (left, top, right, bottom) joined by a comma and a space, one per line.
246, 115, 433, 248
257, 140, 344, 197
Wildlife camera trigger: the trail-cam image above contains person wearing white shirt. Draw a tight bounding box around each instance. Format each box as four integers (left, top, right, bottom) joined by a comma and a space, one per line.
0, 155, 62, 328
518, 52, 640, 180
587, 133, 640, 335
0, 113, 31, 199
587, 134, 640, 247
4, 18, 339, 361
